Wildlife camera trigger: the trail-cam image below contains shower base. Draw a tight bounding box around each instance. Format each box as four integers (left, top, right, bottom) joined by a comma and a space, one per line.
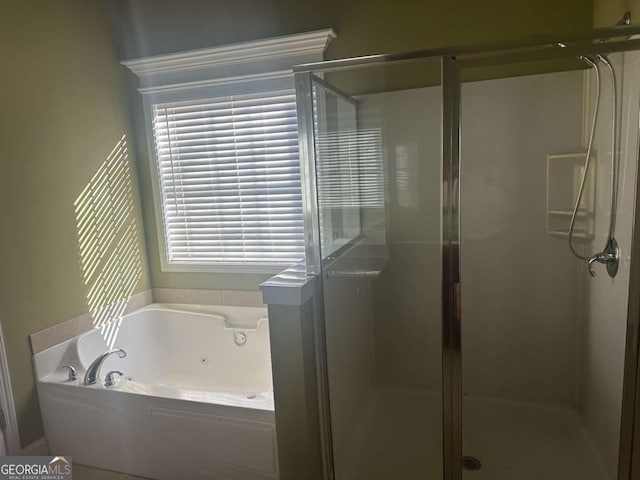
339, 388, 608, 480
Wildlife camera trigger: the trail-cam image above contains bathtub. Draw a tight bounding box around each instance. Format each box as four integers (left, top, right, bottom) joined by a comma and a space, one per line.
34, 304, 278, 480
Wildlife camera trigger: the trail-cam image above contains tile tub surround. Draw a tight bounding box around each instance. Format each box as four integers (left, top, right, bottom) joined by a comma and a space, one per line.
152, 288, 265, 307
29, 290, 153, 355
29, 288, 264, 355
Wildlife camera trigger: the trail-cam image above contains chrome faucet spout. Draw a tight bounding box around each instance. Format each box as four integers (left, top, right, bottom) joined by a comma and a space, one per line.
83, 348, 127, 386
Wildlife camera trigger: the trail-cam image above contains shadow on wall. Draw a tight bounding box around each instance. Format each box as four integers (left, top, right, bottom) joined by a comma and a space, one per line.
75, 134, 143, 348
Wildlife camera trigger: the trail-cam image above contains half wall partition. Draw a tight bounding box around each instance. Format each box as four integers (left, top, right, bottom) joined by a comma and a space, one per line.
294, 25, 640, 480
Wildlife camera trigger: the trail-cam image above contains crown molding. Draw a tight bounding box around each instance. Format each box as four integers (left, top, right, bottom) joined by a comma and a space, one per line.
137, 70, 292, 95
122, 29, 336, 78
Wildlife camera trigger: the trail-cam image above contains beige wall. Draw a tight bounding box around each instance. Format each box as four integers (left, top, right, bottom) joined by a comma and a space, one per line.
108, 0, 594, 292
0, 1, 150, 447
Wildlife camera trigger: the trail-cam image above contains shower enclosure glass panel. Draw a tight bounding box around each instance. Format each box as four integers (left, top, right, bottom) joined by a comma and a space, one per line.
459, 51, 639, 480
312, 81, 363, 257
301, 59, 444, 480
295, 28, 640, 480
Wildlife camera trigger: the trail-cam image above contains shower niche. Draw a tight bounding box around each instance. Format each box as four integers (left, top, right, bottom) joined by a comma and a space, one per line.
546, 152, 596, 241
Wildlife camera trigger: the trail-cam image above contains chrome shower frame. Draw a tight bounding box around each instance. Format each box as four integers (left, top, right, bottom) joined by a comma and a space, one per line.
293, 24, 640, 480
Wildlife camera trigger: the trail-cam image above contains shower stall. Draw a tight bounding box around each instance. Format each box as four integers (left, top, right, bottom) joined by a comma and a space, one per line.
292, 24, 640, 480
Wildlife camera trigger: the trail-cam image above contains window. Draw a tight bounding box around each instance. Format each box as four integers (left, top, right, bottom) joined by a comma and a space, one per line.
152, 91, 304, 268
312, 81, 385, 258
122, 29, 336, 271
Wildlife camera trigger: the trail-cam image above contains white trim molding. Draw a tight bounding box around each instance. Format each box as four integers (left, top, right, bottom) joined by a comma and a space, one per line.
122, 29, 336, 93
122, 29, 336, 76
137, 70, 292, 95
0, 317, 21, 455
122, 29, 336, 274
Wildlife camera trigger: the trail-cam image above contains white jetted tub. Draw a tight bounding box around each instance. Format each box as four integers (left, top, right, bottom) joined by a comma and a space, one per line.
34, 304, 277, 480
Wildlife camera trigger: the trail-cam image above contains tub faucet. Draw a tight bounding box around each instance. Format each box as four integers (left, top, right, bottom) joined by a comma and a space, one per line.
83, 348, 127, 386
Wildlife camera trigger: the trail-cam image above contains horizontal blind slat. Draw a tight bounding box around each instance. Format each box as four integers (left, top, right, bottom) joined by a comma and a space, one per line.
153, 90, 304, 267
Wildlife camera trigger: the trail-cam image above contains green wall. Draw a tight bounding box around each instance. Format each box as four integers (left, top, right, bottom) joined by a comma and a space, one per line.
0, 1, 150, 447
110, 0, 594, 60
594, 0, 637, 26
109, 0, 594, 292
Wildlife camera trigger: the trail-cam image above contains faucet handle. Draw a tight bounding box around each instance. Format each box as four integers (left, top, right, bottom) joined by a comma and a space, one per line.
588, 255, 600, 277
61, 365, 77, 382
111, 348, 127, 358
104, 370, 123, 387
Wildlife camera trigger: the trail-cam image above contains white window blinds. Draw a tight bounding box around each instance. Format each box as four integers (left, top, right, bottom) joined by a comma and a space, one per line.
315, 128, 385, 209
152, 91, 305, 268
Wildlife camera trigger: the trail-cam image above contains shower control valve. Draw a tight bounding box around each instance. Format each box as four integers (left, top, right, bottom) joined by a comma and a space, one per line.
587, 238, 620, 278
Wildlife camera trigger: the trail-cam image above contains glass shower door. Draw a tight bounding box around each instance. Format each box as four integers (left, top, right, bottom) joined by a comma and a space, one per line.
297, 58, 444, 480
295, 33, 640, 480
457, 50, 640, 480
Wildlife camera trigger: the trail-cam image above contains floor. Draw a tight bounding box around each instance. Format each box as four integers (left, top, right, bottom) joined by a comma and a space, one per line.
73, 464, 150, 480
340, 388, 610, 480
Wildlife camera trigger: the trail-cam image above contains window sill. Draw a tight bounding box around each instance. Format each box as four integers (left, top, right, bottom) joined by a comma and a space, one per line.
160, 262, 300, 274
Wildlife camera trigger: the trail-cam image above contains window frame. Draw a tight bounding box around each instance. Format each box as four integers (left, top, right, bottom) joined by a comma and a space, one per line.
123, 30, 336, 273
143, 75, 302, 273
